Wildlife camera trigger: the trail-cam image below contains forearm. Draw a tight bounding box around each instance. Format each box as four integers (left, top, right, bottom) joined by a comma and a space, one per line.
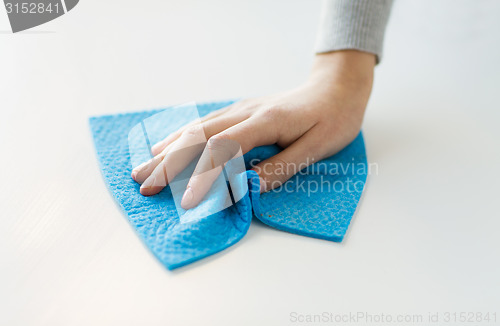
315, 0, 394, 63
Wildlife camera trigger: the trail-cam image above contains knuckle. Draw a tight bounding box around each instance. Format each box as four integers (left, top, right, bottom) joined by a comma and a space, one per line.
206, 133, 241, 160
184, 124, 203, 137
258, 106, 282, 121
208, 133, 227, 143
206, 134, 226, 150
230, 100, 256, 118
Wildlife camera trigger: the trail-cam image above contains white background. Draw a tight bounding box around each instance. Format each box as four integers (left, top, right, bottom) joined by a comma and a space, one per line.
1, 0, 499, 325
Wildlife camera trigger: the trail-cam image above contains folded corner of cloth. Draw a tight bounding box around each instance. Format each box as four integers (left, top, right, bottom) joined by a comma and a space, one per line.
89, 100, 368, 270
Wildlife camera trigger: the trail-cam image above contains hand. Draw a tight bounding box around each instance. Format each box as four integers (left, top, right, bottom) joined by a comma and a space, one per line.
131, 50, 375, 209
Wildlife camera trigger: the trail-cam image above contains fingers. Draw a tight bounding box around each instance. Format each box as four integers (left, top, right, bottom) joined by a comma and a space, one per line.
135, 102, 247, 183
181, 117, 276, 209
131, 153, 167, 184
181, 167, 224, 210
150, 104, 235, 156
150, 130, 182, 156
138, 113, 248, 196
140, 142, 206, 196
180, 137, 243, 209
252, 127, 327, 193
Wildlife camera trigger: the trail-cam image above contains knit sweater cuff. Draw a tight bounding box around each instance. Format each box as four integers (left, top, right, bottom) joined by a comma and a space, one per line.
315, 0, 393, 64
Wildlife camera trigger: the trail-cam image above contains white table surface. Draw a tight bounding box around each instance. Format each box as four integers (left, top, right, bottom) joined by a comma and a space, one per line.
1, 1, 499, 325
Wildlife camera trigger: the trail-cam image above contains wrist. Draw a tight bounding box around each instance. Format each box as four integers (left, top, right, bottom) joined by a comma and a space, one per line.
306, 50, 375, 95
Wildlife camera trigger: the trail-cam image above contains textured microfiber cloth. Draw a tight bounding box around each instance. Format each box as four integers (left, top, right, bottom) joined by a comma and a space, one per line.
89, 100, 367, 270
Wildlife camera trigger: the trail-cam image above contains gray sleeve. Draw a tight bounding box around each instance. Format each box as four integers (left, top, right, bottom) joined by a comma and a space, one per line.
315, 0, 394, 63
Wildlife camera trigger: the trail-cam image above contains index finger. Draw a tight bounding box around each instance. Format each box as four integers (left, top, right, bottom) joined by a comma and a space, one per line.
180, 117, 276, 209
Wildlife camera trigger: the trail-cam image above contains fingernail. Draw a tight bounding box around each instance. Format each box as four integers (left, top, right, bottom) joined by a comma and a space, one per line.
181, 186, 194, 209
141, 176, 154, 190
131, 170, 138, 180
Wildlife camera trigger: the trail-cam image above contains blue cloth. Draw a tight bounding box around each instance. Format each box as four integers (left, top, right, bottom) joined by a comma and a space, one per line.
89, 100, 368, 270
